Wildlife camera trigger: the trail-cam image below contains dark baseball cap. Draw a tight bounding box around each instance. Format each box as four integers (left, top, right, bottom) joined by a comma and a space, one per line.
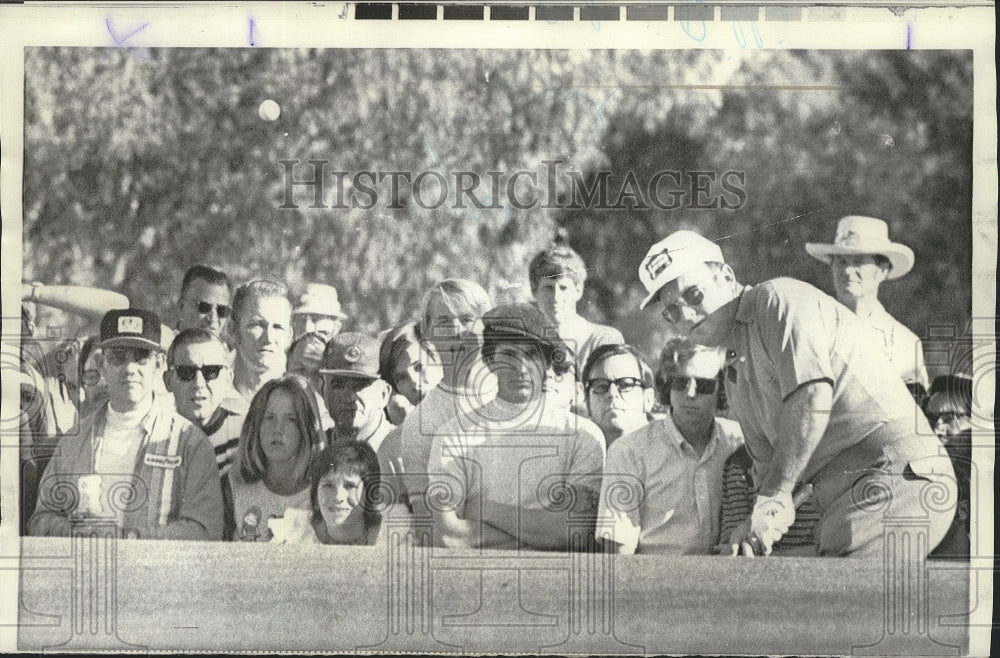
482, 303, 568, 356
99, 308, 162, 351
319, 332, 380, 379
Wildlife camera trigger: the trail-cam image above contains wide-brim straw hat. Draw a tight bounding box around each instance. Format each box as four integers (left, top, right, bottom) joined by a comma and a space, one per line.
805, 215, 914, 279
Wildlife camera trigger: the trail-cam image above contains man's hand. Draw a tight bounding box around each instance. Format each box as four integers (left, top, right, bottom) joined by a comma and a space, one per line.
719, 491, 796, 556
749, 491, 795, 553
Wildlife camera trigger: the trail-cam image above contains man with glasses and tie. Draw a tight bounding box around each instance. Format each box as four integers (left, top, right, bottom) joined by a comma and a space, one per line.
635, 230, 955, 558
582, 344, 656, 448
596, 338, 743, 554
176, 265, 233, 338
164, 328, 248, 539
29, 309, 223, 540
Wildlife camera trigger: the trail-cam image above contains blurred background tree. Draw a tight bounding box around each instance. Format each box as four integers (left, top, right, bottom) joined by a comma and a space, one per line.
22, 48, 972, 374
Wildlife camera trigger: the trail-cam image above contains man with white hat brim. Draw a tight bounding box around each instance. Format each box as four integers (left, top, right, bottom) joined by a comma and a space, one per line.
292, 282, 346, 340
805, 215, 914, 280
805, 215, 928, 391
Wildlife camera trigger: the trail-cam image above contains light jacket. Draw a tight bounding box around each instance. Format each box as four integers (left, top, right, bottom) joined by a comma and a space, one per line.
28, 395, 224, 540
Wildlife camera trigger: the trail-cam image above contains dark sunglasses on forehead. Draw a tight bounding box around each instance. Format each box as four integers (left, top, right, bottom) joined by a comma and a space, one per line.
662, 285, 707, 324
172, 365, 226, 382
187, 299, 231, 318
104, 347, 154, 366
587, 377, 644, 395
670, 376, 719, 395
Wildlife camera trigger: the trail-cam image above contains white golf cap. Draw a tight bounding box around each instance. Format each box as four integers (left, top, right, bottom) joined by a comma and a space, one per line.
638, 230, 725, 310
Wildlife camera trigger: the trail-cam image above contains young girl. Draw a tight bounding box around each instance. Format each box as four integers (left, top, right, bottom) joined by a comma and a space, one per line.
229, 375, 326, 542
378, 322, 442, 425
307, 441, 391, 545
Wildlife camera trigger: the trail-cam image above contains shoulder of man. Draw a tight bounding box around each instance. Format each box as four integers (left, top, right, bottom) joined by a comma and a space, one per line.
218, 392, 250, 417
568, 413, 606, 447
609, 417, 663, 455
714, 416, 745, 450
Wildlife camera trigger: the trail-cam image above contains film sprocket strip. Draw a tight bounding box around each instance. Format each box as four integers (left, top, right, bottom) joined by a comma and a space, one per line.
350, 0, 996, 21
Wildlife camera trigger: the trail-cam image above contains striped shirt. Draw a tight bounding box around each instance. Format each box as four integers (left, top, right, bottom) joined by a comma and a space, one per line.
719, 445, 822, 550
201, 394, 247, 476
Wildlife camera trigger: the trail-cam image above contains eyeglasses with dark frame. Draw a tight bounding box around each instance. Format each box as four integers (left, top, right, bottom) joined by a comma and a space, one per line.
586, 377, 645, 396
172, 364, 226, 382
669, 376, 719, 395
184, 299, 231, 319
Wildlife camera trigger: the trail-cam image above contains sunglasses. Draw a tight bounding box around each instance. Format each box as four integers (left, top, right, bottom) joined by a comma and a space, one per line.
670, 376, 719, 395
104, 347, 154, 366
172, 364, 226, 382
587, 377, 644, 395
186, 299, 231, 319
662, 285, 707, 324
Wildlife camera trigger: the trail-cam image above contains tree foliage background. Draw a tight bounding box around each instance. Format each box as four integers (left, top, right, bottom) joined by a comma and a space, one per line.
22, 48, 973, 370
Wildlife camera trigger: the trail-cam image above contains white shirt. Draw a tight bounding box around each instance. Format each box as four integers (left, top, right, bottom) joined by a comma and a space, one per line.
597, 413, 744, 554
397, 376, 496, 496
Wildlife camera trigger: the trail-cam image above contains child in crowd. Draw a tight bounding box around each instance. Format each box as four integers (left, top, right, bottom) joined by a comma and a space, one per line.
528, 231, 624, 399
229, 375, 326, 541
287, 331, 328, 395
377, 322, 442, 425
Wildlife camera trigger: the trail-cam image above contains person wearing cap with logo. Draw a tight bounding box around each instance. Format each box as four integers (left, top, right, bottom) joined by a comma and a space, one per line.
637, 230, 955, 557
319, 333, 395, 453
596, 337, 743, 554
229, 279, 294, 402
805, 216, 929, 392
29, 309, 224, 540
292, 282, 346, 341
427, 303, 605, 550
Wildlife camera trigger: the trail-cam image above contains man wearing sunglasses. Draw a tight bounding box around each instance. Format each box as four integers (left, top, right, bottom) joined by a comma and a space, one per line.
164, 328, 247, 539
29, 309, 224, 541
176, 265, 233, 338
596, 339, 743, 554
637, 230, 955, 558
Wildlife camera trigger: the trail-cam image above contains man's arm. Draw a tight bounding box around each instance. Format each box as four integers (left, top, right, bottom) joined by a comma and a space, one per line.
432, 508, 518, 548
727, 381, 831, 556
477, 497, 595, 551
27, 449, 75, 537
757, 380, 833, 497
23, 282, 129, 321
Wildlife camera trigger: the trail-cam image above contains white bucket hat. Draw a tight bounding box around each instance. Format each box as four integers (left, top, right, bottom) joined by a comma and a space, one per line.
293, 283, 345, 318
638, 230, 725, 310
805, 216, 915, 279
